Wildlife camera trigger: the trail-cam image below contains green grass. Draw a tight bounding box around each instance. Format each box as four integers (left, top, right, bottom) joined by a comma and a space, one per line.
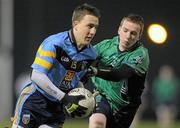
0, 119, 10, 128
1, 119, 180, 128
63, 119, 180, 128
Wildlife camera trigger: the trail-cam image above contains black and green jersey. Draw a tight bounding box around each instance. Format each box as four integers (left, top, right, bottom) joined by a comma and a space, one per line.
92, 36, 150, 112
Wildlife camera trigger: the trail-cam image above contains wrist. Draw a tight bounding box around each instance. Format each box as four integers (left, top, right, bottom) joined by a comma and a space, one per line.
90, 66, 98, 75
61, 93, 67, 102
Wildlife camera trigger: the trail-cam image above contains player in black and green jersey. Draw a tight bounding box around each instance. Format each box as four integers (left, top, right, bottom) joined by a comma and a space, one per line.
88, 14, 150, 128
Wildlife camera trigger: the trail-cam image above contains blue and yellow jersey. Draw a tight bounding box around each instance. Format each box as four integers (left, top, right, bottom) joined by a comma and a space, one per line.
31, 30, 97, 101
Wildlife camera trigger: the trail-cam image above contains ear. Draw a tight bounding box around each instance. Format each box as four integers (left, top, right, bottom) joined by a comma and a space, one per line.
72, 21, 79, 27
138, 32, 141, 40
118, 26, 121, 35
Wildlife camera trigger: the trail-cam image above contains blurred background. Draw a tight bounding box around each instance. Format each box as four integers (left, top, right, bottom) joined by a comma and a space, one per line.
0, 0, 180, 127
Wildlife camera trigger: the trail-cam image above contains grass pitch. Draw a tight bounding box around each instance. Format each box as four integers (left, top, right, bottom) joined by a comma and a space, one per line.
1, 119, 180, 128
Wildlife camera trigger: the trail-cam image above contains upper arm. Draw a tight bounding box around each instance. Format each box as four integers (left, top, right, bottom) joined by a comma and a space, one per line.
31, 40, 57, 74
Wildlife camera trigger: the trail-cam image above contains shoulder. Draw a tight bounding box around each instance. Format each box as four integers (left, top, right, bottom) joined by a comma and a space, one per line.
83, 44, 97, 59
132, 42, 149, 60
42, 31, 69, 47
126, 43, 150, 74
94, 36, 118, 49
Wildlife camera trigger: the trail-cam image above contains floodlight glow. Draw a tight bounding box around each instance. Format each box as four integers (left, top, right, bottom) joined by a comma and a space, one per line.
147, 24, 167, 44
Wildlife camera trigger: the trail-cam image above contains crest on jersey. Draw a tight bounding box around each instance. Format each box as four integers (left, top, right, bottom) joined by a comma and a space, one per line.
22, 114, 30, 124
133, 55, 144, 65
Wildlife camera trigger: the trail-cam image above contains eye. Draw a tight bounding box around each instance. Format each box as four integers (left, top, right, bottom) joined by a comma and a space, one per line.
87, 24, 93, 29
123, 28, 128, 32
131, 31, 137, 36
87, 24, 98, 29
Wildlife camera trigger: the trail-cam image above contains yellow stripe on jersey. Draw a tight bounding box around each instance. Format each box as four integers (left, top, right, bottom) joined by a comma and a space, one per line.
13, 84, 35, 124
38, 45, 56, 58
34, 57, 53, 70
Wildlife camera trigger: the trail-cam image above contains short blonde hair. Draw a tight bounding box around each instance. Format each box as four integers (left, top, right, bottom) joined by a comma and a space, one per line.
120, 14, 144, 38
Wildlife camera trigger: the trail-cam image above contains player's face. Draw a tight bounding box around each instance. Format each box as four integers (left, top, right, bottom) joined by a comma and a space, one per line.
118, 19, 141, 51
73, 14, 99, 47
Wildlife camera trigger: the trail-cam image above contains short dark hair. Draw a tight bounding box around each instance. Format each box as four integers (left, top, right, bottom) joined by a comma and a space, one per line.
120, 14, 144, 38
72, 3, 101, 22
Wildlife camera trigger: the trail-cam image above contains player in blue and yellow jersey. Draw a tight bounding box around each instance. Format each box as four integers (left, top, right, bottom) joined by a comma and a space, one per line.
88, 14, 150, 128
12, 3, 100, 128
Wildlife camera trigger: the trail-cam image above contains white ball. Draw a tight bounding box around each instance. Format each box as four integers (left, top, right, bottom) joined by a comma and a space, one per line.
68, 87, 95, 118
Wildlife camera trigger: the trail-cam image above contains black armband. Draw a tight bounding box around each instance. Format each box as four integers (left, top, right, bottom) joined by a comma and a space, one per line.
96, 64, 136, 82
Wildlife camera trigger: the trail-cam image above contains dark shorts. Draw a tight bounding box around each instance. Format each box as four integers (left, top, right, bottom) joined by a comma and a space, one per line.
13, 83, 65, 128
94, 95, 139, 128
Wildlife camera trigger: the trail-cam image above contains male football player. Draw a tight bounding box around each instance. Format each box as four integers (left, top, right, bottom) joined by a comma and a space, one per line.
12, 3, 100, 128
89, 14, 150, 128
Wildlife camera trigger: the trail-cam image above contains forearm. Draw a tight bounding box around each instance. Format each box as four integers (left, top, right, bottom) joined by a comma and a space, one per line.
96, 64, 135, 82
31, 69, 65, 101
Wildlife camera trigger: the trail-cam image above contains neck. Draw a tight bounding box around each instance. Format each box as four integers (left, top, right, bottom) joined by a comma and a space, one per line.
77, 43, 84, 50
119, 44, 126, 52
69, 29, 85, 51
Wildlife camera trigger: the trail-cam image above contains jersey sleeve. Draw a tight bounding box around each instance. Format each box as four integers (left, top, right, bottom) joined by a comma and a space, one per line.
31, 39, 56, 74
124, 48, 150, 75
94, 39, 111, 57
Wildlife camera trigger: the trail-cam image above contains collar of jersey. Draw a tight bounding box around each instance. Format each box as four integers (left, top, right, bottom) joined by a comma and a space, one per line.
68, 29, 88, 52
117, 36, 142, 53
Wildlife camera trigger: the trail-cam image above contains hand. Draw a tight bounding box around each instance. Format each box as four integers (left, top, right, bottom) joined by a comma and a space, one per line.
70, 105, 87, 118
62, 94, 87, 117
80, 66, 98, 83
87, 66, 98, 76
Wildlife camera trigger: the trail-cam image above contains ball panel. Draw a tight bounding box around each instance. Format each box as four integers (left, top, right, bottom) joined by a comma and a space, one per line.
68, 88, 95, 118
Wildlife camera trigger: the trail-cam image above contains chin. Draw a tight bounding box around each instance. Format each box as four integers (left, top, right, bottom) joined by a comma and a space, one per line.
85, 41, 91, 45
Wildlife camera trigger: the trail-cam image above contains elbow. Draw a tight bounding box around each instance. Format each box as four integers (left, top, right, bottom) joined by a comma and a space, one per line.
31, 69, 43, 85
31, 72, 35, 82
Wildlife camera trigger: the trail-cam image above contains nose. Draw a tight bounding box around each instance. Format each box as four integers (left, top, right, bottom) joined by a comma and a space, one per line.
90, 27, 97, 35
126, 32, 131, 39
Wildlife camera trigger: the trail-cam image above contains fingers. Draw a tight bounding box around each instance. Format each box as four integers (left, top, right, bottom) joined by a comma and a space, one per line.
70, 106, 87, 118
92, 91, 99, 97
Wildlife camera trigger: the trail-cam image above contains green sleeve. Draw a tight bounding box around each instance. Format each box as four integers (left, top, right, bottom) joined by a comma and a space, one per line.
94, 39, 112, 57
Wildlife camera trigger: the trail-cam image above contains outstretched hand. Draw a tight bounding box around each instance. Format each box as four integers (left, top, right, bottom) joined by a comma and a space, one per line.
80, 66, 98, 83
87, 66, 98, 76
62, 94, 87, 117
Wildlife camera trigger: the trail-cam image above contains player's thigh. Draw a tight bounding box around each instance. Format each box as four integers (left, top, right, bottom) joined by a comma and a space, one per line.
89, 95, 111, 128
12, 107, 38, 127
12, 84, 38, 127
89, 113, 106, 128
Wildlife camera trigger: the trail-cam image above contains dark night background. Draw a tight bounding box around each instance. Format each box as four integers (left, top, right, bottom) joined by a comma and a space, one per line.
13, 0, 180, 118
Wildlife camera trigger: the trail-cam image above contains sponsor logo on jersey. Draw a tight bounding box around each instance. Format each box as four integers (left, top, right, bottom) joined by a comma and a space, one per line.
64, 70, 75, 81
59, 70, 75, 92
61, 56, 70, 62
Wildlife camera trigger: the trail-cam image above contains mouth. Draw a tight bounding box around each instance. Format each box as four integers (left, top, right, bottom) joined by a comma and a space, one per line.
86, 37, 92, 41
124, 39, 129, 43
124, 39, 130, 44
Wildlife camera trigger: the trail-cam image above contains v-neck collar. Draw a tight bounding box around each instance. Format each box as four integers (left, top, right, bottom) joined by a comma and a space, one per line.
117, 37, 141, 53
68, 30, 88, 52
